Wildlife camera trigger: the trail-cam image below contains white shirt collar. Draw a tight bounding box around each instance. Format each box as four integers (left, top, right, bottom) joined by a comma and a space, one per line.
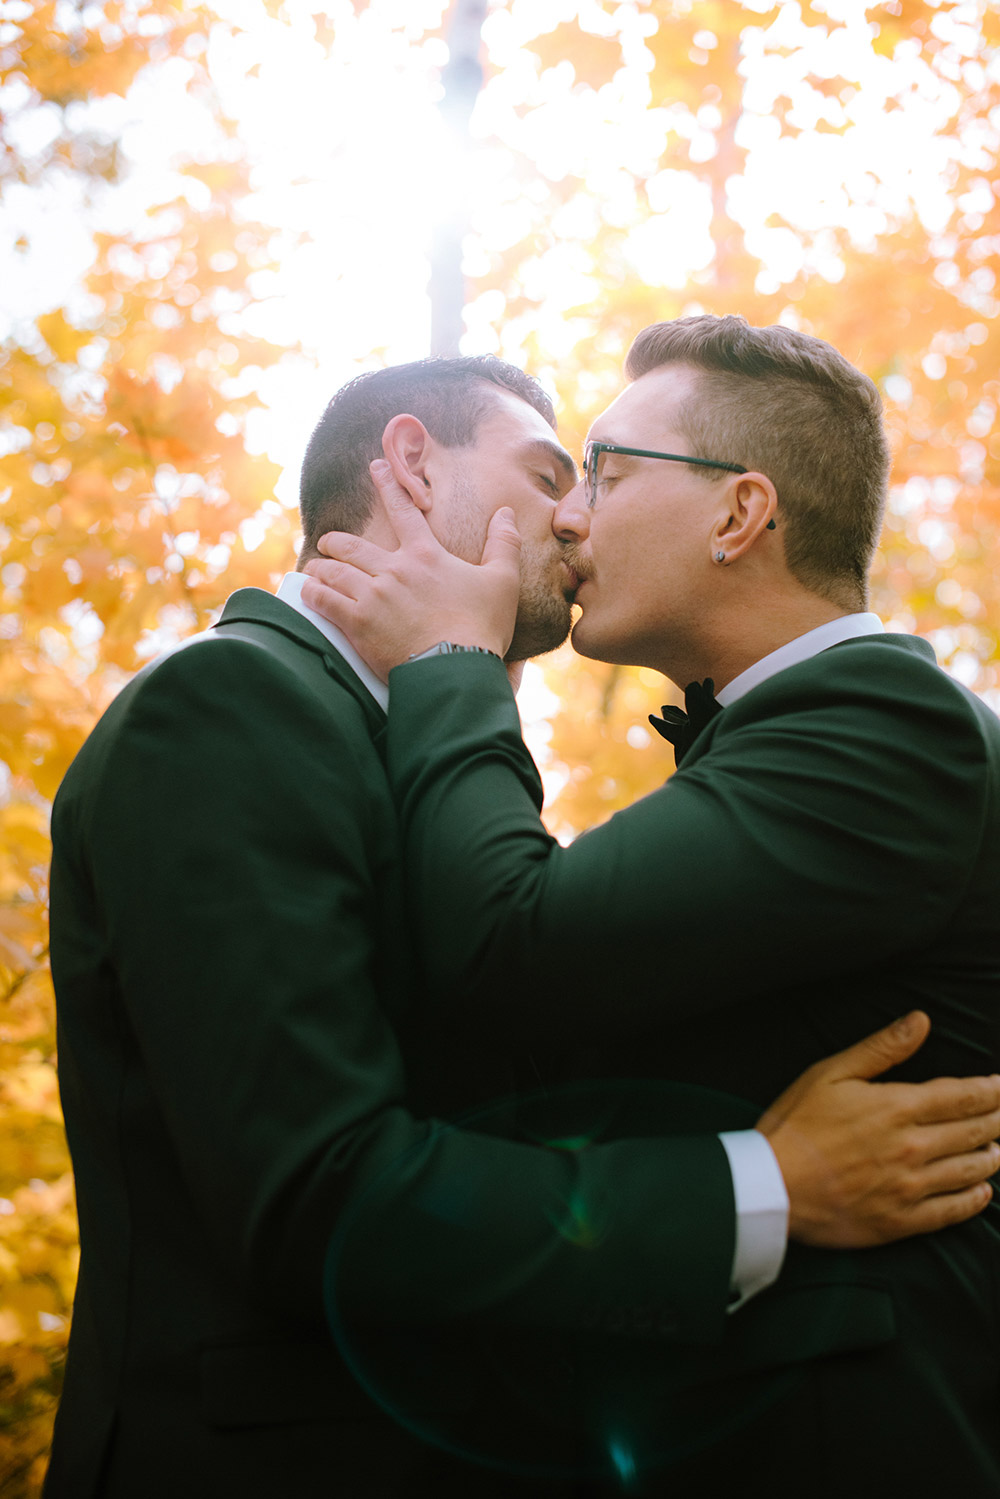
715, 613, 885, 708
275, 572, 389, 713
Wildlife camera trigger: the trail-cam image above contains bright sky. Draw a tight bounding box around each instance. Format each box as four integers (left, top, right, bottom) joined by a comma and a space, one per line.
2, 0, 991, 503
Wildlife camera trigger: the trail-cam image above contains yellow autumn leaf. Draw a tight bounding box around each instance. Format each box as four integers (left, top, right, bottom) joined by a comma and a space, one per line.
35, 312, 92, 364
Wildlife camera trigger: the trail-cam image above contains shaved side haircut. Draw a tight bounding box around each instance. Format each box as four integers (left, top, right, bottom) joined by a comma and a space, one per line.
627, 315, 889, 610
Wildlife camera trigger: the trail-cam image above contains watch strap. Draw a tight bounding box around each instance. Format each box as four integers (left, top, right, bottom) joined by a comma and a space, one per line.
407, 641, 501, 662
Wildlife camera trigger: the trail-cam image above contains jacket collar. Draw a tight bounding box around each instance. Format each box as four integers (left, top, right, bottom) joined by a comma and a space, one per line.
216, 587, 387, 737
681, 630, 937, 773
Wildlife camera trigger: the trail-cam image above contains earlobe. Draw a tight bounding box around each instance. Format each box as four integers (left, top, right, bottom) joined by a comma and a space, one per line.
711, 473, 777, 564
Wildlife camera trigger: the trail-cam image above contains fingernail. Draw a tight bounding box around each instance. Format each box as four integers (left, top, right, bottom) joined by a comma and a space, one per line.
891, 1014, 916, 1039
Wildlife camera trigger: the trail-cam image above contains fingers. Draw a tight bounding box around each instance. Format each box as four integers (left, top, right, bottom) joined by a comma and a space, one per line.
916, 1141, 1000, 1198
761, 1011, 935, 1133
885, 1180, 993, 1239
371, 458, 438, 546
312, 461, 437, 562
899, 1072, 1000, 1126
300, 561, 362, 626
312, 531, 390, 577
302, 556, 369, 607
911, 1103, 1000, 1158
813, 1010, 931, 1084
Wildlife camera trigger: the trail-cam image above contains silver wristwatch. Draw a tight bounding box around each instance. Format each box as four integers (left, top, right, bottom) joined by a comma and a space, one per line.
407, 642, 501, 662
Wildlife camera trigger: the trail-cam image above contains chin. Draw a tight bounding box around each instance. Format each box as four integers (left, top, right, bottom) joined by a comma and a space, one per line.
568, 615, 604, 662
570, 616, 636, 667
507, 595, 573, 662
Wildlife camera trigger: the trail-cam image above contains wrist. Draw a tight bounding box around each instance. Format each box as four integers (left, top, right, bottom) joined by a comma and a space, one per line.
761, 1125, 815, 1243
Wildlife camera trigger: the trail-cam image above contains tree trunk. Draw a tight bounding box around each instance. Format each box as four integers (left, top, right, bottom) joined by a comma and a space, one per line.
430, 0, 487, 356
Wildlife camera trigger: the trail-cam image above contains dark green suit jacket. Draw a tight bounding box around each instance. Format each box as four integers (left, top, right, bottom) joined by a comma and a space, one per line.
45, 588, 746, 1499
386, 632, 1000, 1496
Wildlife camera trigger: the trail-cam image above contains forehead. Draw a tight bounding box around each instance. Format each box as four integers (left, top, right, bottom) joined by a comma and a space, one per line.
589, 364, 703, 445
472, 386, 558, 448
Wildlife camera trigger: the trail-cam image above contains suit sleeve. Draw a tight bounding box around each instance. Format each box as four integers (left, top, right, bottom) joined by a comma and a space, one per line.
385, 646, 988, 1045
55, 636, 735, 1342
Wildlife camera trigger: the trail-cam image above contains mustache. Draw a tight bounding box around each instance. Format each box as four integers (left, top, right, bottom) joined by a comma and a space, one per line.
558, 542, 592, 581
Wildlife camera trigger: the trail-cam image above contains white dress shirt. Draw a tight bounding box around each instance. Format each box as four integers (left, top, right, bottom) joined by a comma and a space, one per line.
274, 578, 881, 1308
277, 572, 389, 711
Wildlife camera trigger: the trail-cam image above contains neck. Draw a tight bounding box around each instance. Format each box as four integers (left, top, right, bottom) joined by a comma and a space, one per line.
660, 591, 855, 692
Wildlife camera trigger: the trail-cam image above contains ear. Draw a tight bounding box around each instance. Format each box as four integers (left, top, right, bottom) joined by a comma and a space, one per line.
380, 414, 435, 512
711, 472, 778, 564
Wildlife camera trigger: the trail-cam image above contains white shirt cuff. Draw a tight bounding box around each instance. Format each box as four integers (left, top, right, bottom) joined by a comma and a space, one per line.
719, 1128, 789, 1313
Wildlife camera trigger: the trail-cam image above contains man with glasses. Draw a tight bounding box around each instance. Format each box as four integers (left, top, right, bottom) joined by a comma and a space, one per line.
302, 318, 1000, 1494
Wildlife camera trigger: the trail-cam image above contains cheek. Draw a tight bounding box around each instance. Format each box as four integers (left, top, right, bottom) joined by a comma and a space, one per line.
590, 518, 624, 575
521, 494, 559, 536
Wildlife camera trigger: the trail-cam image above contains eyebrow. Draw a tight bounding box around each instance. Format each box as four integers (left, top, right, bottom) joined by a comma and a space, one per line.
519, 438, 578, 483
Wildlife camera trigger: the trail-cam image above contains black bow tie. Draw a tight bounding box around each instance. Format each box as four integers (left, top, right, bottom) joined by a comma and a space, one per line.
649, 679, 723, 766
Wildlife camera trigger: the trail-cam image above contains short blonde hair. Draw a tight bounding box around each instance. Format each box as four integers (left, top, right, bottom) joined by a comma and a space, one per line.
626, 315, 889, 610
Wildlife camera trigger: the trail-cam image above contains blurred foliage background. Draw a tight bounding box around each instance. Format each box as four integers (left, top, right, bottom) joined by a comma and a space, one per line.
1, 0, 997, 1490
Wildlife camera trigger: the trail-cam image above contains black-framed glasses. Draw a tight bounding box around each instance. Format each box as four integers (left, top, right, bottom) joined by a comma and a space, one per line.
584, 440, 747, 510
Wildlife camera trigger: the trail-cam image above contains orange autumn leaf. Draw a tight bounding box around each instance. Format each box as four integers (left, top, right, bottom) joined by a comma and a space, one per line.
529, 20, 625, 85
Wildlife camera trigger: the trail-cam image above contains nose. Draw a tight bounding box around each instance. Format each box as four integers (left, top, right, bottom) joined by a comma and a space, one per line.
553, 479, 591, 541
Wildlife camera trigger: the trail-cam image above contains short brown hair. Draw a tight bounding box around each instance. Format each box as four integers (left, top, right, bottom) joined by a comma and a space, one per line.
299, 356, 556, 554
625, 315, 889, 609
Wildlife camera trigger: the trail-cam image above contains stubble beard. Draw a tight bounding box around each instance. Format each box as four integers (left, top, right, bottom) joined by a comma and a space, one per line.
507, 551, 573, 662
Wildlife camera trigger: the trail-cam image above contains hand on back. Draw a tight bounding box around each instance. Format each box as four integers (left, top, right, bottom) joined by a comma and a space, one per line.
761, 1011, 1000, 1247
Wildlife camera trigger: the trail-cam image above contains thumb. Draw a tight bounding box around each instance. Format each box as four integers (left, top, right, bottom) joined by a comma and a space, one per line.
823, 1010, 931, 1083
481, 505, 522, 572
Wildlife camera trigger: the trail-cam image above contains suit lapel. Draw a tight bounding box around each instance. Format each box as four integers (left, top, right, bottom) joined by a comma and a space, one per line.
216, 587, 387, 743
